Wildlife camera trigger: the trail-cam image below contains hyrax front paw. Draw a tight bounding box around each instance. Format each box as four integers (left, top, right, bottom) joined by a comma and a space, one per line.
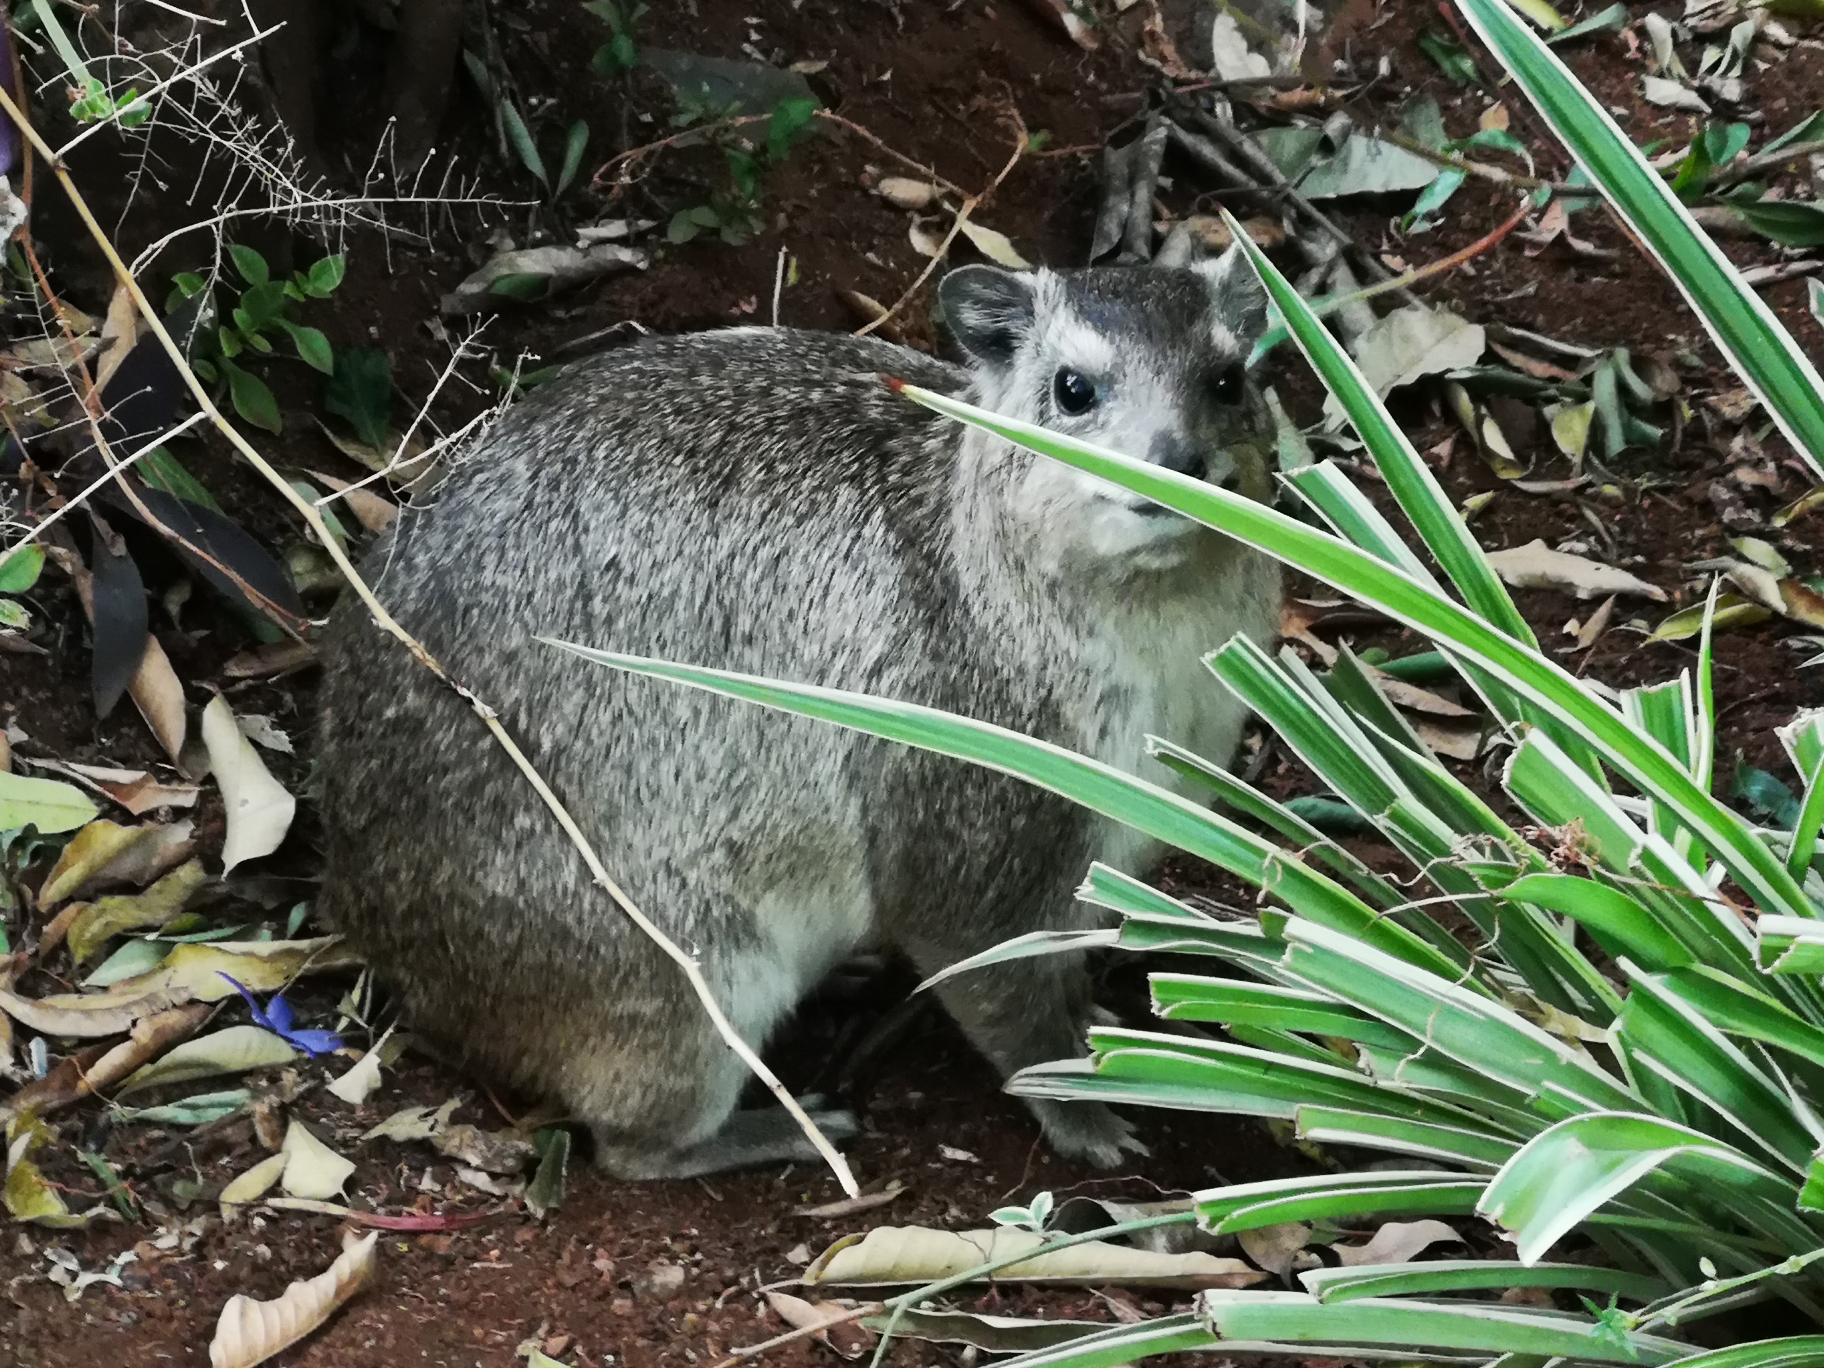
1028, 1099, 1148, 1169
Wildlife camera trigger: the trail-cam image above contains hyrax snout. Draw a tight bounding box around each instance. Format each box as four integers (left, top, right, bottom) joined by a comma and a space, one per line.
315, 246, 1283, 1178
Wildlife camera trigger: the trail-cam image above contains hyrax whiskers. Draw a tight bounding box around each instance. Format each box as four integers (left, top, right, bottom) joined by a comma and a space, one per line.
315, 246, 1283, 1178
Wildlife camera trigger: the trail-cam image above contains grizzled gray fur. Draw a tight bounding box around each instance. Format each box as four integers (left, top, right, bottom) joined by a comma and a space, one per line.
315, 247, 1282, 1178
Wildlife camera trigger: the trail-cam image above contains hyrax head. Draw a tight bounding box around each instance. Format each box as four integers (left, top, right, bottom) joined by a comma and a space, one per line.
938, 245, 1274, 568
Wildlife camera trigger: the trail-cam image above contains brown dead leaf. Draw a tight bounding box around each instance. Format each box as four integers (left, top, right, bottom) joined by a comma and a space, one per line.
1334, 1219, 1462, 1266
209, 1228, 377, 1368
221, 640, 317, 680
1705, 387, 1758, 422
1238, 1223, 1312, 1277
39, 819, 196, 906
1479, 102, 1511, 131
1488, 341, 1578, 383
307, 471, 397, 535
798, 1180, 909, 1219
1414, 720, 1483, 761
1485, 540, 1667, 601
1365, 669, 1475, 718
433, 1124, 538, 1174
1571, 594, 1617, 650
874, 177, 940, 210
765, 1291, 874, 1359
94, 282, 138, 393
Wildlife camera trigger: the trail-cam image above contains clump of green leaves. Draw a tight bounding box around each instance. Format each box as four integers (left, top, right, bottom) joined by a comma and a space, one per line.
502, 101, 591, 204
168, 245, 345, 434
666, 96, 818, 246
323, 347, 393, 450
23, 0, 149, 128
585, 0, 646, 76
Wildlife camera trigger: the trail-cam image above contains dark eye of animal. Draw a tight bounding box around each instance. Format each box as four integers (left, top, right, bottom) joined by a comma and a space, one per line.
1210, 365, 1245, 406
1053, 368, 1097, 415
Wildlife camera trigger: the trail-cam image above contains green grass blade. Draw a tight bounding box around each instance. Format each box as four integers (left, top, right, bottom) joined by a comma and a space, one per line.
889, 385, 1814, 924
1452, 0, 1824, 477
1225, 217, 1533, 645
1294, 1106, 1518, 1169
1658, 1339, 1824, 1368
1197, 1291, 1689, 1363
1478, 1111, 1793, 1263
1149, 976, 1418, 1049
1298, 1259, 1667, 1305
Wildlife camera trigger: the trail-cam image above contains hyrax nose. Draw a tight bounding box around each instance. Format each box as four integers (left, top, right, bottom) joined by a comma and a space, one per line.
1148, 431, 1209, 481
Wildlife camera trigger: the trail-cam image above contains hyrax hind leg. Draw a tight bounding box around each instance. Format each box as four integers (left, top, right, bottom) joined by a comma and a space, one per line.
574, 969, 858, 1182
905, 943, 1145, 1169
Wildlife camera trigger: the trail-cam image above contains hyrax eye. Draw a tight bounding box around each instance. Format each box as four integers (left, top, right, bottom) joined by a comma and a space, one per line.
1211, 365, 1245, 405
1052, 368, 1097, 415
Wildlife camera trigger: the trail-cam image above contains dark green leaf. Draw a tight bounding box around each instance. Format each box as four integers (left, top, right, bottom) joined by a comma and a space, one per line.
556, 120, 590, 197
222, 361, 282, 434
1282, 795, 1375, 834
667, 209, 700, 243
322, 347, 393, 448
1418, 28, 1479, 84
283, 321, 335, 374
487, 272, 551, 300
1733, 200, 1824, 248
1734, 761, 1801, 829
227, 243, 268, 287
0, 544, 44, 593
305, 254, 346, 296
137, 447, 222, 512
501, 101, 547, 186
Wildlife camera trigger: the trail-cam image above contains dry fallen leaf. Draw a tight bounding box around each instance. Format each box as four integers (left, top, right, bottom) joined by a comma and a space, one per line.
307, 471, 398, 535
202, 694, 296, 872
1485, 540, 1667, 601
219, 1152, 289, 1216
875, 177, 940, 210
64, 859, 210, 964
957, 219, 1030, 269
908, 216, 945, 259
209, 1228, 376, 1368
433, 1123, 538, 1174
280, 1120, 356, 1200
805, 1226, 1264, 1290
765, 1291, 874, 1359
1334, 1219, 1462, 1266
39, 818, 196, 906
1414, 719, 1483, 761
1238, 1222, 1311, 1277
128, 635, 188, 765
326, 1025, 394, 1105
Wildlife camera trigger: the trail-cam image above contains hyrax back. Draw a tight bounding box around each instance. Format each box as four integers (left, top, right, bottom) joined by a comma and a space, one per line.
315, 249, 1281, 1178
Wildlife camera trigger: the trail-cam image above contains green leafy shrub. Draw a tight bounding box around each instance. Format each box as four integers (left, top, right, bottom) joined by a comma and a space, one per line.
168, 246, 345, 434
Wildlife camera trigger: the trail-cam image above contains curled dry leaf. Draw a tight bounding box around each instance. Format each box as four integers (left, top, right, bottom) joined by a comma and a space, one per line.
39, 818, 195, 905
908, 217, 945, 259
1484, 540, 1667, 601
362, 1097, 459, 1142
202, 695, 296, 872
306, 471, 397, 536
875, 177, 940, 209
326, 1025, 394, 1105
219, 1152, 288, 1215
1334, 1218, 1463, 1266
280, 1120, 356, 1200
209, 1228, 377, 1368
804, 1226, 1265, 1290
957, 220, 1030, 270
434, 1122, 538, 1174
65, 859, 211, 964
766, 1291, 875, 1359
129, 634, 187, 765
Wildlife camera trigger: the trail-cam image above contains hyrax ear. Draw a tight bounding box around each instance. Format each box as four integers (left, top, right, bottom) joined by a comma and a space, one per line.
938, 265, 1038, 365
1194, 242, 1270, 349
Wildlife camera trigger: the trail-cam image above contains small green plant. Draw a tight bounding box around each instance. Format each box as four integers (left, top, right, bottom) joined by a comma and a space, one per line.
0, 542, 43, 634
665, 96, 817, 247
323, 347, 394, 450
584, 0, 646, 76
26, 0, 148, 128
502, 101, 591, 203
167, 245, 345, 435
